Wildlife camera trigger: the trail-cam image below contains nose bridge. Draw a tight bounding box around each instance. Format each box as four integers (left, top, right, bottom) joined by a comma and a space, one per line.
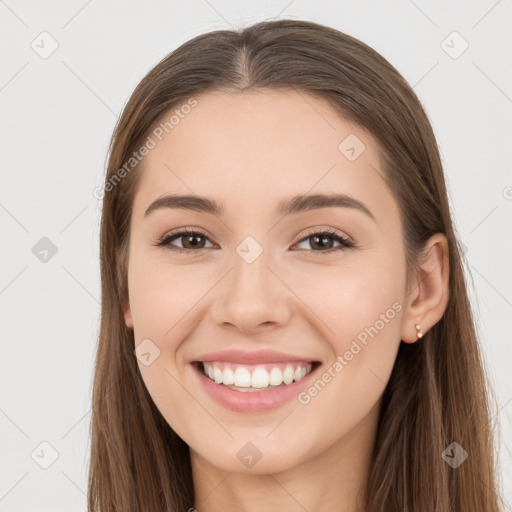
232, 239, 271, 292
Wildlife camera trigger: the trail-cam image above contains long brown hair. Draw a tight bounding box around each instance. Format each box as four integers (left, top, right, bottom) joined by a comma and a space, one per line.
88, 19, 504, 511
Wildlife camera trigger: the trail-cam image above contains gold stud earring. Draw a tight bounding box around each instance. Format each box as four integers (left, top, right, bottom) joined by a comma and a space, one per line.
415, 324, 423, 339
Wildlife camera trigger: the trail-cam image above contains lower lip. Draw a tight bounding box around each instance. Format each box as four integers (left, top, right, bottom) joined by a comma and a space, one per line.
192, 362, 320, 413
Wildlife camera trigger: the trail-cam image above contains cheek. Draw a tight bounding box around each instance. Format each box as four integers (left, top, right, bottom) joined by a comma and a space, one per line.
289, 253, 405, 424
129, 261, 204, 343
128, 259, 221, 405
282, 254, 405, 353
128, 263, 206, 428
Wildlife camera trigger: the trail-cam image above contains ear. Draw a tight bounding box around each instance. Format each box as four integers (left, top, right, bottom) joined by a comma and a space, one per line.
123, 296, 134, 330
401, 233, 450, 343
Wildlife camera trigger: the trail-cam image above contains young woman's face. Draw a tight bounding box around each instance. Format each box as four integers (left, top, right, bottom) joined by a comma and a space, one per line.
123, 89, 409, 474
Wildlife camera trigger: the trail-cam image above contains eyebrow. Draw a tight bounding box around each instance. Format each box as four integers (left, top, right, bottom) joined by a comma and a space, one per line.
144, 192, 376, 221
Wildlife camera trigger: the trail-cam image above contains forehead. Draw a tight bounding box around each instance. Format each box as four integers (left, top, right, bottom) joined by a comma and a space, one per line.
132, 89, 396, 222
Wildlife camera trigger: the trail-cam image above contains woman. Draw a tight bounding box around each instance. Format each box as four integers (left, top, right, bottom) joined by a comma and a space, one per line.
88, 19, 503, 511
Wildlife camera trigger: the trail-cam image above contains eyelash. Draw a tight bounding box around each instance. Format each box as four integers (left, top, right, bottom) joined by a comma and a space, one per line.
154, 227, 355, 256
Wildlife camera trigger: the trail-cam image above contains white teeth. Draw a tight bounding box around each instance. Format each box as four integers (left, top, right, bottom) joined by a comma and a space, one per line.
202, 362, 314, 390
251, 368, 269, 388
283, 366, 294, 385
269, 367, 283, 386
223, 366, 234, 385
213, 366, 223, 384
234, 367, 251, 388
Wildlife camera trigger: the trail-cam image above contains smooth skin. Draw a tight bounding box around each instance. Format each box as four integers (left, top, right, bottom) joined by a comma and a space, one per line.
122, 89, 449, 512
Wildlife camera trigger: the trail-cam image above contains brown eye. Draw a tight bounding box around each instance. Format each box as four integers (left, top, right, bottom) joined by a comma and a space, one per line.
179, 232, 207, 250
156, 229, 214, 253
293, 230, 354, 255
155, 228, 355, 255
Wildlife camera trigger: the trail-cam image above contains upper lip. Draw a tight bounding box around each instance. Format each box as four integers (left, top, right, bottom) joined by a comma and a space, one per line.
191, 349, 318, 365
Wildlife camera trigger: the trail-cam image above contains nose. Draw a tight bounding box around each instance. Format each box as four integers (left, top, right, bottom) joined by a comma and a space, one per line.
210, 248, 293, 335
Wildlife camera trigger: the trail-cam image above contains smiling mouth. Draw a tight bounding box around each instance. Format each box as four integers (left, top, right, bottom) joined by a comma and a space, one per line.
194, 361, 321, 392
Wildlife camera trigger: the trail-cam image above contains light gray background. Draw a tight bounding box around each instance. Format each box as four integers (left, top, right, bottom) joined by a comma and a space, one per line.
1, 1, 511, 510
